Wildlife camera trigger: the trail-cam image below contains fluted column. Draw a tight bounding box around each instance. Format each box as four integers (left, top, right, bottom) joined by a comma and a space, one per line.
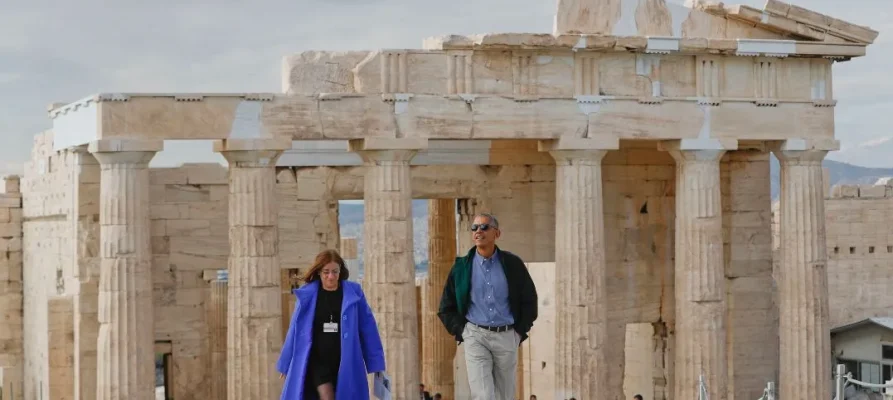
214, 138, 291, 400
89, 139, 163, 400
454, 198, 475, 400
771, 140, 836, 400
350, 138, 426, 400
423, 199, 457, 398
660, 138, 736, 400
540, 138, 616, 399
208, 270, 228, 400
456, 199, 477, 253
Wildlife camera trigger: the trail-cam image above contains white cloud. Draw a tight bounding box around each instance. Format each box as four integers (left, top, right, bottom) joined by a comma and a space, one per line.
0, 0, 888, 169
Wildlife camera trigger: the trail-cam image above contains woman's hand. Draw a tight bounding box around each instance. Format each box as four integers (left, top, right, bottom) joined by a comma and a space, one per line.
279, 373, 285, 380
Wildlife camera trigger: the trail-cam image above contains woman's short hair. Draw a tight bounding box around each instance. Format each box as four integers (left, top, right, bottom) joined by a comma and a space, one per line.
302, 249, 350, 284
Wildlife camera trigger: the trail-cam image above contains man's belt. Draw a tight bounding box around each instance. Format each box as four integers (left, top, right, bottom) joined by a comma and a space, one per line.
471, 322, 513, 333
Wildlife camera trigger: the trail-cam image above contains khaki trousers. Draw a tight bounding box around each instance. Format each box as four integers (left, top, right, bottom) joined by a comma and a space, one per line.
462, 323, 520, 400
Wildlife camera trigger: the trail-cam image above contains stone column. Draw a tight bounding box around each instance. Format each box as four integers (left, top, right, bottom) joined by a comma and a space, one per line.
208, 270, 228, 400
88, 139, 162, 400
456, 199, 477, 253
540, 138, 616, 399
771, 139, 836, 400
454, 198, 476, 399
659, 138, 736, 400
349, 138, 426, 400
340, 237, 359, 277
422, 199, 457, 398
213, 138, 291, 400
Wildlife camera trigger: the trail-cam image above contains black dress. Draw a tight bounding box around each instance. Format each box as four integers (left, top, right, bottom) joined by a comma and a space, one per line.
306, 283, 344, 392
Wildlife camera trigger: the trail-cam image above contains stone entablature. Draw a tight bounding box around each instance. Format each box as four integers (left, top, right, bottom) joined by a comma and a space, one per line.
44, 3, 877, 149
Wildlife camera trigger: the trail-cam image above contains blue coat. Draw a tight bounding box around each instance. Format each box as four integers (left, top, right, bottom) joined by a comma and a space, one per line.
277, 280, 386, 400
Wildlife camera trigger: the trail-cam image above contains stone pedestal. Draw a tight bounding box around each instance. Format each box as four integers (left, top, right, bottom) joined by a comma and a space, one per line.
541, 139, 615, 399
214, 138, 291, 400
772, 141, 834, 400
350, 139, 425, 400
89, 139, 162, 400
660, 139, 735, 400
422, 199, 457, 398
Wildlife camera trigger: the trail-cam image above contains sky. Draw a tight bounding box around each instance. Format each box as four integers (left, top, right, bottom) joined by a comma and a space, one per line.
0, 0, 890, 174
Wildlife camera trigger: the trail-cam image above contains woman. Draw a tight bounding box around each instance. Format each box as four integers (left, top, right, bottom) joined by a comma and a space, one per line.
277, 249, 386, 400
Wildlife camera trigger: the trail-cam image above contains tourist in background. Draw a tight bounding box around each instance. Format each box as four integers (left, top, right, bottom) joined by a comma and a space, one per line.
277, 249, 386, 400
437, 212, 539, 400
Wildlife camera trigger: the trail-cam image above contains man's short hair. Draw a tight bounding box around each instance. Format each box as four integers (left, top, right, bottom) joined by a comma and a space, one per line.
474, 212, 499, 229
634, 395, 643, 400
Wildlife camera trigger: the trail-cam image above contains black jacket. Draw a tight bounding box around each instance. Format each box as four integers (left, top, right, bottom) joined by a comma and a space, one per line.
437, 246, 538, 343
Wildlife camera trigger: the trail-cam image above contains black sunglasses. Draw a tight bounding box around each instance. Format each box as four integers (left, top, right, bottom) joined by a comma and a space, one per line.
471, 223, 494, 232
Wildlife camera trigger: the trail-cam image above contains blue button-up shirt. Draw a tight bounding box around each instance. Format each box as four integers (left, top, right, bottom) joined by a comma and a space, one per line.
465, 250, 514, 327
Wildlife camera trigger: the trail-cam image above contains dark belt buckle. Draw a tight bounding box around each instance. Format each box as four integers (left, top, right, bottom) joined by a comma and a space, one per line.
484, 324, 511, 333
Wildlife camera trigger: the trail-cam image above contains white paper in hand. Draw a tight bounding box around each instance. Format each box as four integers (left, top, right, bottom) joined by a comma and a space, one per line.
373, 371, 391, 400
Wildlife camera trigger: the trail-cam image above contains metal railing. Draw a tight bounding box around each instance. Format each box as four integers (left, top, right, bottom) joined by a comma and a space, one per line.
834, 364, 893, 400
756, 382, 776, 400
699, 375, 709, 400
699, 375, 776, 400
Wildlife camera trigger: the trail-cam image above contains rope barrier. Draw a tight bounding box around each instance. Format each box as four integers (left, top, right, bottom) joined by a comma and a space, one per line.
835, 364, 893, 400
845, 374, 893, 390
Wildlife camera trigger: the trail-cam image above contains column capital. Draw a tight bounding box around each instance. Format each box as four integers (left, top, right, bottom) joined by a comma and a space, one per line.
537, 137, 620, 152
348, 138, 427, 163
539, 137, 619, 164
213, 138, 292, 167
658, 138, 737, 162
88, 139, 164, 165
769, 138, 839, 164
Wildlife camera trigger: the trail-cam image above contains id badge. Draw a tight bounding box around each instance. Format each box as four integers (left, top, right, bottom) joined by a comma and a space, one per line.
323, 322, 339, 333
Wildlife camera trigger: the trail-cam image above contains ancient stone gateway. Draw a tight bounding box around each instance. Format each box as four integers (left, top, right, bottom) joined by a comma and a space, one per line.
7, 0, 878, 399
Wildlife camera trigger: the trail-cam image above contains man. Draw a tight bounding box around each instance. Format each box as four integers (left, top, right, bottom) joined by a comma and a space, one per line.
438, 212, 538, 400
419, 384, 432, 400
633, 395, 644, 400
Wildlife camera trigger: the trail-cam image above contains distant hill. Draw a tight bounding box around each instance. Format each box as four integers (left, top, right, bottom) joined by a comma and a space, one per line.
338, 200, 428, 226
770, 157, 893, 199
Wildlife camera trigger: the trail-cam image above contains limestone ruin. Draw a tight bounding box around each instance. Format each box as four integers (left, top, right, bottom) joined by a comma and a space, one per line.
0, 0, 880, 399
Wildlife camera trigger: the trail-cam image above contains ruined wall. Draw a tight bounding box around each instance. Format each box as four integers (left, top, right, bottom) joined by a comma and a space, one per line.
150, 163, 229, 399
0, 176, 24, 400
21, 132, 101, 400
21, 132, 78, 400
824, 183, 893, 328
722, 150, 777, 400
602, 142, 677, 399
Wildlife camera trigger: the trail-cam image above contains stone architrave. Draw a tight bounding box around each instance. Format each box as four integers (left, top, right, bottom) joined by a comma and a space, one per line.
659, 138, 737, 400
540, 138, 617, 399
349, 138, 426, 400
88, 139, 163, 400
771, 139, 837, 400
422, 199, 457, 398
213, 138, 292, 400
